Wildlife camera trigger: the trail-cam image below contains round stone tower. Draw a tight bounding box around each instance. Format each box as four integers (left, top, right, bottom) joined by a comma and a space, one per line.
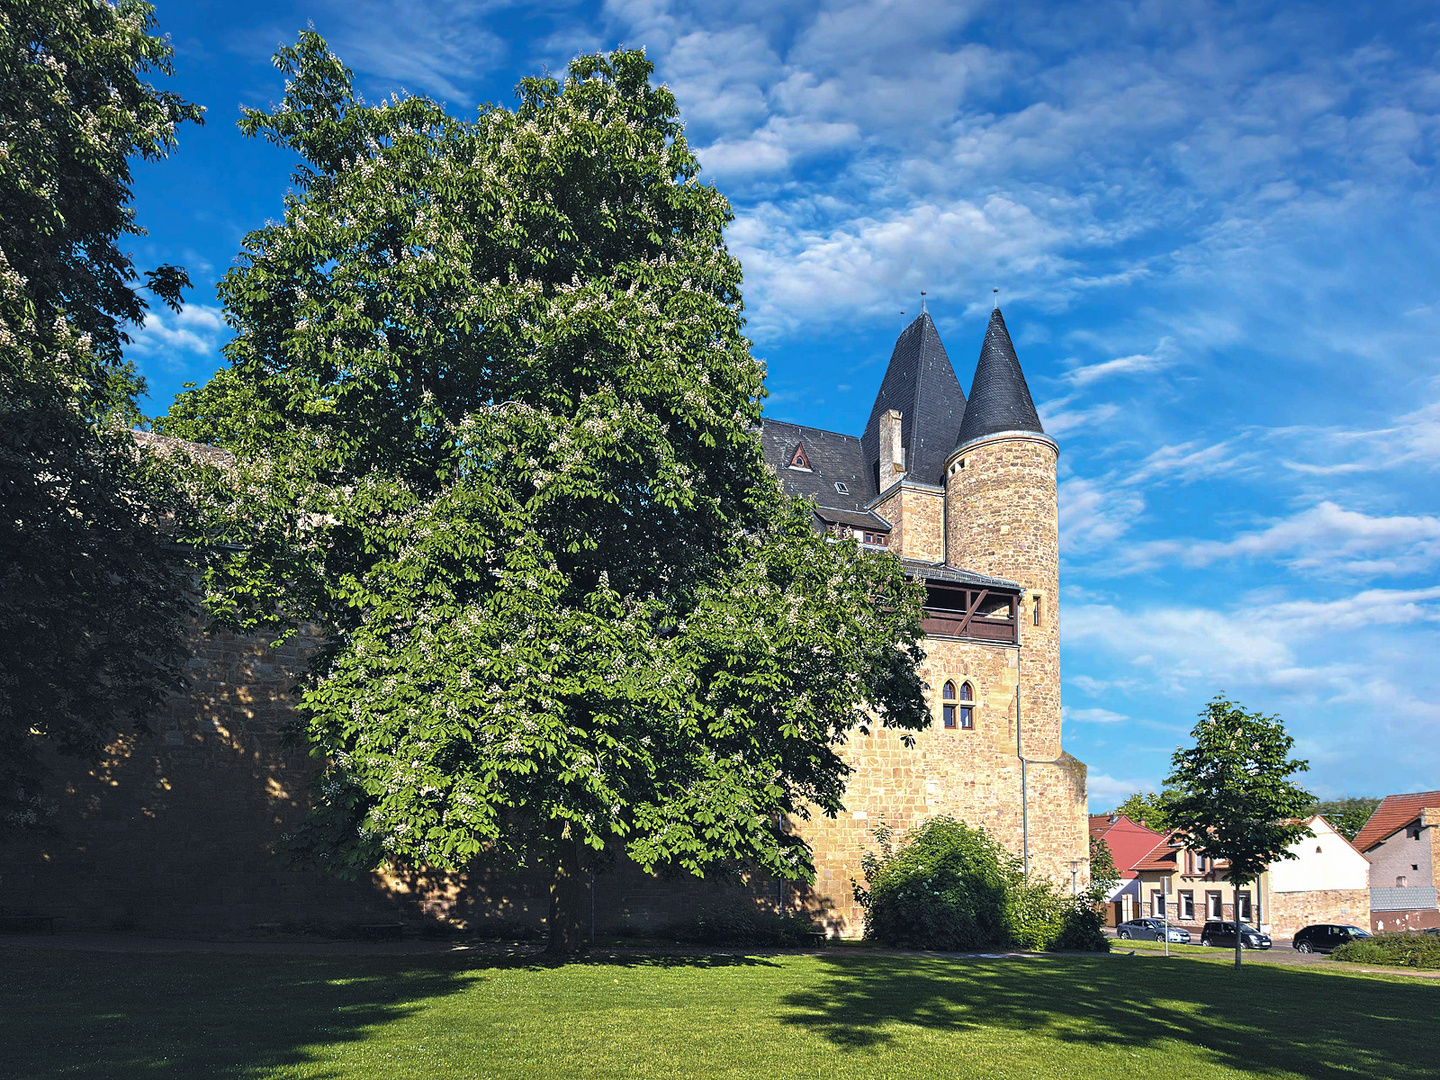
944, 308, 1061, 759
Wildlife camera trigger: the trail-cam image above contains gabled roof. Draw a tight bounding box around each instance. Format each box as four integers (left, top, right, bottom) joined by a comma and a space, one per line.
1132, 836, 1182, 873
1091, 815, 1170, 878
759, 418, 877, 511
1353, 791, 1440, 852
860, 313, 967, 488
1131, 832, 1230, 874
954, 307, 1045, 451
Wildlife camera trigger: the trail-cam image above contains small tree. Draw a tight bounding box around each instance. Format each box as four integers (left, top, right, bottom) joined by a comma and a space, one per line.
1164, 696, 1314, 969
1090, 833, 1120, 895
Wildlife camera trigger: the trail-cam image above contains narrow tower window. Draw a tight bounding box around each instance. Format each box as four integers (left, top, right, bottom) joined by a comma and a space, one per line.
942, 681, 956, 728
1032, 595, 1042, 627
959, 681, 975, 729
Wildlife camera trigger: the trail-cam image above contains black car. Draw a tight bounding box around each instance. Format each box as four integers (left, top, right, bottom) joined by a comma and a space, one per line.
1292, 923, 1370, 954
1115, 918, 1192, 943
1200, 919, 1272, 949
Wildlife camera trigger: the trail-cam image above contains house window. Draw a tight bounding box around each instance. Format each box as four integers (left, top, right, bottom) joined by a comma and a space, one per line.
862, 531, 888, 546
959, 682, 974, 729
942, 681, 956, 729
1407, 825, 1421, 840
1196, 855, 1207, 873
1397, 875, 1408, 887
1179, 890, 1194, 920
1237, 892, 1252, 921
1152, 891, 1166, 918
834, 481, 849, 495
789, 443, 811, 470
1206, 891, 1223, 918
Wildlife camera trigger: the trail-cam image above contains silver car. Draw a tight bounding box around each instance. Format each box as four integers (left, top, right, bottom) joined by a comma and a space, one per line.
1116, 918, 1192, 943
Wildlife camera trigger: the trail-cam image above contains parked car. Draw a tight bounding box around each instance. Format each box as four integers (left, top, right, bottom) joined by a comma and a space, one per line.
1421, 927, 1438, 936
1200, 919, 1272, 949
1115, 918, 1192, 943
1292, 924, 1371, 953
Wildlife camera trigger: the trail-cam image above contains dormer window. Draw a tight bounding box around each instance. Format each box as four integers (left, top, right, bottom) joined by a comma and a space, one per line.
789, 443, 811, 471
834, 481, 849, 495
862, 531, 888, 546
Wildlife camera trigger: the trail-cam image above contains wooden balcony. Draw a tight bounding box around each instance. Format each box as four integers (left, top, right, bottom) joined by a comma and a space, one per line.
920, 585, 1018, 645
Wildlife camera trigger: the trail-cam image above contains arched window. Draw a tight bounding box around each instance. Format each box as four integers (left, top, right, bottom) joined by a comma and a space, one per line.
942, 681, 956, 728
789, 443, 811, 470
959, 682, 974, 729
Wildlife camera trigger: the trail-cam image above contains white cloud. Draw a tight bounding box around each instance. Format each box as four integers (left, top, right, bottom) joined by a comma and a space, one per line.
1087, 773, 1162, 812
1119, 501, 1440, 577
127, 304, 228, 366
1059, 474, 1145, 553
1063, 706, 1130, 724
1065, 343, 1175, 387
313, 0, 508, 106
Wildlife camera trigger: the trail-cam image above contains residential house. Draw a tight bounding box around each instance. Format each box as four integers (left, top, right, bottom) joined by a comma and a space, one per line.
1088, 813, 1165, 925
1353, 791, 1440, 933
1130, 833, 1243, 930
1126, 816, 1366, 937
1258, 816, 1369, 936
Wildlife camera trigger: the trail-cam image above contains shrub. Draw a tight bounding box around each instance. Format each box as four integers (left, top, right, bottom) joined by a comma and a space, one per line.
667, 905, 820, 947
854, 817, 1110, 953
1332, 932, 1440, 969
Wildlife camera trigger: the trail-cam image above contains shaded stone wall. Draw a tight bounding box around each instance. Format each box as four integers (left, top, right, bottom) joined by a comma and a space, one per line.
0, 625, 761, 937
0, 626, 406, 934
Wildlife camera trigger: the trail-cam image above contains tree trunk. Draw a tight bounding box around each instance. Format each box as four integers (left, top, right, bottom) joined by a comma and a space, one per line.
545, 836, 587, 957
1234, 884, 1242, 971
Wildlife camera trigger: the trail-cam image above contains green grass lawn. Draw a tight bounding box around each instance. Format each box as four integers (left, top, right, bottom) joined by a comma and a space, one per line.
2, 945, 1436, 1080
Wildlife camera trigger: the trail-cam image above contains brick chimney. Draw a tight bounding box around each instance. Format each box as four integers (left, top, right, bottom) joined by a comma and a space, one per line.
879, 409, 905, 483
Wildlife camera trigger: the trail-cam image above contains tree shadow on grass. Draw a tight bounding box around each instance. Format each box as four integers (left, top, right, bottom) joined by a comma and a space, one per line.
0, 945, 779, 1080
779, 954, 1438, 1080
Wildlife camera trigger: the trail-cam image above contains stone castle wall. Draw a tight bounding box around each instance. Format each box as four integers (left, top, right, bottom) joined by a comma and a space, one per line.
793, 634, 1088, 935
944, 434, 1061, 758
0, 626, 762, 937
875, 482, 945, 563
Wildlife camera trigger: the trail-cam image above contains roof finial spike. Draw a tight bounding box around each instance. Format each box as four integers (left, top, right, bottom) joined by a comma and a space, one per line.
993, 287, 999, 311
921, 290, 927, 316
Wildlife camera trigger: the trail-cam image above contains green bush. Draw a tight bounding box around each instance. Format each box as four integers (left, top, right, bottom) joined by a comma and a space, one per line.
667, 905, 820, 947
1332, 932, 1440, 969
854, 817, 1110, 952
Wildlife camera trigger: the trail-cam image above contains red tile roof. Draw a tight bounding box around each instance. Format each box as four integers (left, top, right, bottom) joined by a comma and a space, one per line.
1352, 791, 1440, 852
1089, 814, 1168, 877
1132, 835, 1181, 873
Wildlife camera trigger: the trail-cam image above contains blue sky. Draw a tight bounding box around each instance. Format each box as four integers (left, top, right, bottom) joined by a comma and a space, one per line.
128, 0, 1440, 809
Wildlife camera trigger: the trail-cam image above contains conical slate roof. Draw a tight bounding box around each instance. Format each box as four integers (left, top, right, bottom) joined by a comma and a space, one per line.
955, 308, 1045, 449
861, 312, 967, 488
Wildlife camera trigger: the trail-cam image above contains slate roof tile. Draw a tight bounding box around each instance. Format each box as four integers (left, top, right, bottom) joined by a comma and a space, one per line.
1352, 791, 1440, 852
955, 307, 1045, 450
860, 313, 968, 488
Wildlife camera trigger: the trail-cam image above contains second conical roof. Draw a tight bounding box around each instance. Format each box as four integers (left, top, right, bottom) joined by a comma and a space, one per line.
955, 308, 1045, 449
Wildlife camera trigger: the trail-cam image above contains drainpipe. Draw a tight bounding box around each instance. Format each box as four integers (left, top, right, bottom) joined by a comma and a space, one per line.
1017, 649, 1028, 878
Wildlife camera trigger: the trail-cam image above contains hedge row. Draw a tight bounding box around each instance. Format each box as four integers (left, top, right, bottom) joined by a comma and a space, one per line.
1332, 932, 1440, 969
